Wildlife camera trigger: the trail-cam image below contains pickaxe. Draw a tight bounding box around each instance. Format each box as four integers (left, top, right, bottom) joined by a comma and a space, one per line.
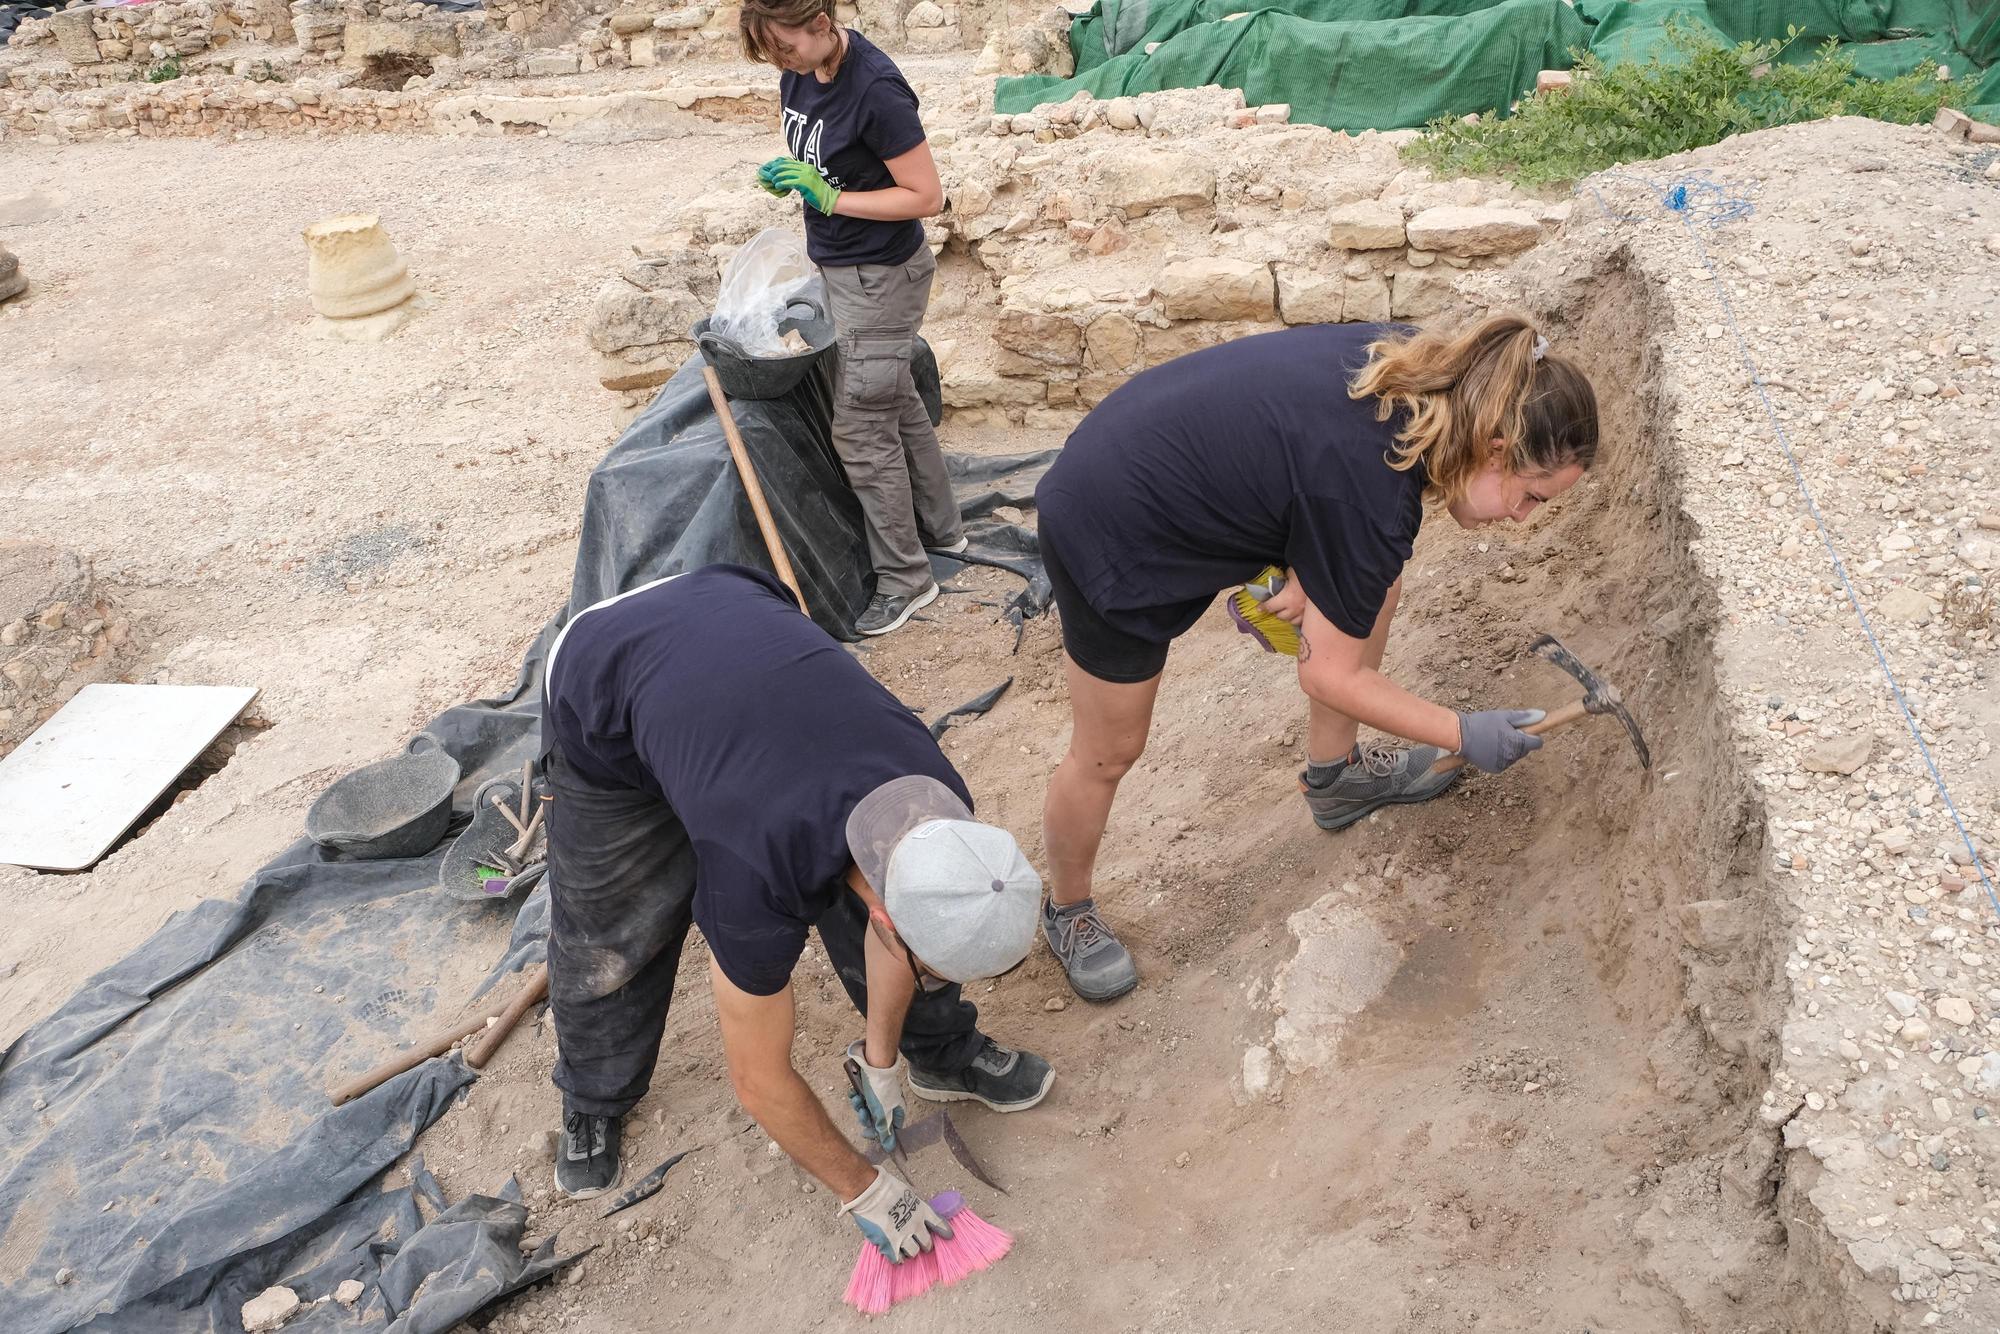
1427, 633, 1651, 777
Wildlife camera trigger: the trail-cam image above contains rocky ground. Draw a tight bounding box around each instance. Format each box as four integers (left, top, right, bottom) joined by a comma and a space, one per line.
3, 58, 1999, 1334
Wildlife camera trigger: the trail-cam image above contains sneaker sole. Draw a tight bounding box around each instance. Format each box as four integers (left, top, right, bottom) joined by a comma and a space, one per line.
1307, 768, 1464, 832
909, 1064, 1055, 1113
858, 582, 940, 636
553, 1161, 623, 1202
926, 538, 970, 555
1066, 970, 1139, 1003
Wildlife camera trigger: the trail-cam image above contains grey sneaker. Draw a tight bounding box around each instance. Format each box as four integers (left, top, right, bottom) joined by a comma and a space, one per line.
1042, 897, 1139, 1001
1300, 741, 1462, 832
856, 582, 939, 636
926, 536, 969, 555
554, 1100, 622, 1200
909, 1038, 1054, 1112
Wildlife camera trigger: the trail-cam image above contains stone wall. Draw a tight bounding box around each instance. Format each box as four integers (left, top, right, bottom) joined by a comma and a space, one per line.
1, 72, 443, 136
587, 85, 1570, 424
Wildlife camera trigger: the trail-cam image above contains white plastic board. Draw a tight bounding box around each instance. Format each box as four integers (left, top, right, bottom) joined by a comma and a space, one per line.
0, 683, 258, 871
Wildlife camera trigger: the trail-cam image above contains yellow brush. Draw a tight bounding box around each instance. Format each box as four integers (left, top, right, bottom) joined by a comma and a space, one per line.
1227, 566, 1300, 656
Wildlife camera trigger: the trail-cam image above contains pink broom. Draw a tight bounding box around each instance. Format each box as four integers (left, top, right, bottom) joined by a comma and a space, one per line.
842, 1191, 1012, 1316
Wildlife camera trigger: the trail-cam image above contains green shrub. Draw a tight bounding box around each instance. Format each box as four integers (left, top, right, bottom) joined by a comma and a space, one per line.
145, 56, 184, 84
1404, 24, 1963, 187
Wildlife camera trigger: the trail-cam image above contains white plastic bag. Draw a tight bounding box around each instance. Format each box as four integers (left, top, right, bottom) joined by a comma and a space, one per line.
709, 228, 816, 358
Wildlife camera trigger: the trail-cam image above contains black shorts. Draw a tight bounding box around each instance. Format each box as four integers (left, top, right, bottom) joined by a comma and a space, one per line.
1040, 530, 1182, 685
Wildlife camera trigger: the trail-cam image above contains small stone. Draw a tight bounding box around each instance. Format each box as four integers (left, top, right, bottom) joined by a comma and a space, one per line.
1804, 733, 1872, 775
33, 1096, 47, 1111
1887, 990, 1920, 1018
1241, 1045, 1280, 1100
1840, 1039, 1864, 1062
1938, 997, 1976, 1027
1933, 1096, 1955, 1122
55, 1268, 73, 1286
1044, 996, 1067, 1012
1959, 537, 1999, 571
1875, 827, 1915, 856
242, 1286, 302, 1332
0, 620, 24, 647
1879, 586, 1932, 624
1174, 1151, 1191, 1168
334, 1280, 364, 1306
1805, 1091, 1826, 1110
1930, 1225, 1966, 1250
1904, 1017, 1935, 1044
34, 602, 66, 630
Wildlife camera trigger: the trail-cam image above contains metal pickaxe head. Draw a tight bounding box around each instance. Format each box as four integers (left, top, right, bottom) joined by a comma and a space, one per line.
1527, 634, 1652, 772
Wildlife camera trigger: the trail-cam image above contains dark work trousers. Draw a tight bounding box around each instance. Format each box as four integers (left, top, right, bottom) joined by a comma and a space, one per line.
542, 741, 988, 1118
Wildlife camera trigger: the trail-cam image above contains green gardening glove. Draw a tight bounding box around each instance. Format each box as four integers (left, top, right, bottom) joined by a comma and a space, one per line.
768, 158, 842, 216
755, 157, 790, 198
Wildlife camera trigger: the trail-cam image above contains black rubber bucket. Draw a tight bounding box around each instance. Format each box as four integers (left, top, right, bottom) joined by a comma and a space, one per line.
692, 296, 837, 401
304, 732, 460, 860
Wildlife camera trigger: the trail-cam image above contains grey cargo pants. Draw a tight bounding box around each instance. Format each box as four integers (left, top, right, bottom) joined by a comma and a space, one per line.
820, 246, 964, 599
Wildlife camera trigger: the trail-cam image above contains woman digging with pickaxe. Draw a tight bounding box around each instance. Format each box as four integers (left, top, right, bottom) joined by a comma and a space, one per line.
1032, 316, 1600, 1002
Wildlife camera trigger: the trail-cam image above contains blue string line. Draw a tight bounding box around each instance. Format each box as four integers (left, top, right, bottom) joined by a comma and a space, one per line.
1584, 170, 2000, 922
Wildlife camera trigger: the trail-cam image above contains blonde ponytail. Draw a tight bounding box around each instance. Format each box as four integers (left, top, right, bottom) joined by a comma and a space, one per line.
1348, 315, 1598, 503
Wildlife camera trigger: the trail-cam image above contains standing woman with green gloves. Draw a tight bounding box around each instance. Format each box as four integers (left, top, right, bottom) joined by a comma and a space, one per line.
742, 0, 964, 636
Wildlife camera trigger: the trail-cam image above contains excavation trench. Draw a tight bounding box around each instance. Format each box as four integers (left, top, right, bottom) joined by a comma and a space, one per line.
955, 253, 1796, 1329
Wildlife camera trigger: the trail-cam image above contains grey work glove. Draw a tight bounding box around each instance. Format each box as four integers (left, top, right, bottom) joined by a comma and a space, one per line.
844, 1039, 908, 1153
1455, 708, 1547, 773
840, 1166, 953, 1263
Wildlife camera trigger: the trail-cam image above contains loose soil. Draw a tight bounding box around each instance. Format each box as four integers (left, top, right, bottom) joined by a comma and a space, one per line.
2, 119, 1805, 1333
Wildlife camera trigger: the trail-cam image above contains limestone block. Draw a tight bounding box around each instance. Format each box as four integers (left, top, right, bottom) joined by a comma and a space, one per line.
629, 30, 658, 64
1389, 268, 1451, 320
624, 246, 720, 303
941, 363, 1045, 408
525, 52, 581, 75
1084, 312, 1142, 373
1274, 265, 1341, 325
1158, 257, 1273, 322
995, 309, 1080, 366
905, 22, 960, 51
49, 11, 102, 64
1342, 273, 1390, 323
0, 246, 26, 305
598, 341, 692, 390
1078, 373, 1124, 407
1325, 200, 1404, 251
1403, 206, 1542, 258
907, 0, 945, 25
302, 213, 414, 320
588, 279, 703, 354
856, 0, 911, 42
1093, 149, 1215, 217
610, 11, 655, 34
654, 5, 710, 29
340, 20, 461, 66
241, 1287, 301, 1333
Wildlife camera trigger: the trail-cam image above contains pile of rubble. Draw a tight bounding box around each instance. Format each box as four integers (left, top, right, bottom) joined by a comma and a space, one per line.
0, 543, 137, 751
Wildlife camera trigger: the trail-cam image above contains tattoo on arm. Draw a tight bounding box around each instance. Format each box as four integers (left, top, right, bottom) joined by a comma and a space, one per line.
1297, 628, 1312, 661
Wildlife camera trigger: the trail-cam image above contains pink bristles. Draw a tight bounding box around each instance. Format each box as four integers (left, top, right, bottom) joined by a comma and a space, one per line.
840, 1193, 1013, 1316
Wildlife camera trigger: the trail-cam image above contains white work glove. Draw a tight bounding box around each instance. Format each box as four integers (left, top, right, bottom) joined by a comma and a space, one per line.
845, 1039, 908, 1153
839, 1166, 952, 1263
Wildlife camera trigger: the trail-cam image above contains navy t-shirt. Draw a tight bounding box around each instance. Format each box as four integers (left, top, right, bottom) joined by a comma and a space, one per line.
779, 30, 927, 268
542, 565, 971, 996
1035, 324, 1428, 643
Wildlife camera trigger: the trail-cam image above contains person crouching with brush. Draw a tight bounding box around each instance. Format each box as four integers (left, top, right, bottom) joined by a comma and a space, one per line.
540, 564, 1053, 1267
1034, 316, 1599, 1001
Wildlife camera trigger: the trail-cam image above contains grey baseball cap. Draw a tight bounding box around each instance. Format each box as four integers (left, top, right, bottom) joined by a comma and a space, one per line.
846, 775, 1041, 983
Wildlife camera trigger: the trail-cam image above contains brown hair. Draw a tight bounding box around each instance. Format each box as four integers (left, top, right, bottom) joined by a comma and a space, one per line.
740, 0, 835, 64
1348, 314, 1598, 504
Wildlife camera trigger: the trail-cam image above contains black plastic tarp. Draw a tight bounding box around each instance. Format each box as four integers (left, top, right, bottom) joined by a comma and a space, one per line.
0, 348, 1055, 1333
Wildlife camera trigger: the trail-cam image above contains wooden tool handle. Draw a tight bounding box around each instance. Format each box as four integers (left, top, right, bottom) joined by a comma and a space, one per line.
330, 1010, 496, 1106
703, 367, 810, 616
1426, 698, 1591, 777
465, 963, 550, 1069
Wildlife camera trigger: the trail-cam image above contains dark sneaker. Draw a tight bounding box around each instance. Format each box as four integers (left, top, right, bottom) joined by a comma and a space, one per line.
554, 1101, 622, 1200
1042, 897, 1138, 1001
1300, 741, 1461, 832
856, 583, 940, 636
909, 1038, 1054, 1112
926, 536, 969, 555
